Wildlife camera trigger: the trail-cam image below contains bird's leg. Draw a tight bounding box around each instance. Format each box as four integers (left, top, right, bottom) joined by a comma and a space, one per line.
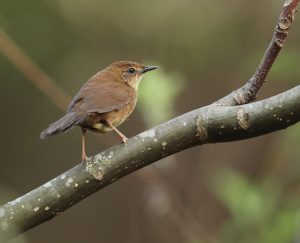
107, 121, 128, 143
81, 127, 88, 161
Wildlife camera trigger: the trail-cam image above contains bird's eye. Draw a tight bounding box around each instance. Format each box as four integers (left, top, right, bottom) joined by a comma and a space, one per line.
127, 68, 135, 74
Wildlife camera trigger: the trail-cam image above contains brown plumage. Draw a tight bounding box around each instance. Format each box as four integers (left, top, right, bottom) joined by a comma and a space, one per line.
40, 61, 158, 161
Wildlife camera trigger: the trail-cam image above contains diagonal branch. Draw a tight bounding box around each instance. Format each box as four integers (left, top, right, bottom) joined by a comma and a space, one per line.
0, 29, 71, 111
217, 0, 299, 105
0, 85, 300, 241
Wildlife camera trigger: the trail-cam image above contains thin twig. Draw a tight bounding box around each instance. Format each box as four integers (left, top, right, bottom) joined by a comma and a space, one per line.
0, 29, 71, 111
216, 0, 299, 105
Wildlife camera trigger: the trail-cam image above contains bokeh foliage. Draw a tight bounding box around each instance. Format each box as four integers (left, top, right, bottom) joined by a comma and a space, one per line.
213, 168, 300, 243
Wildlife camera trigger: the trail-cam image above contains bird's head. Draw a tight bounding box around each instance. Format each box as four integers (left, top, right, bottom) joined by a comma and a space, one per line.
106, 61, 158, 90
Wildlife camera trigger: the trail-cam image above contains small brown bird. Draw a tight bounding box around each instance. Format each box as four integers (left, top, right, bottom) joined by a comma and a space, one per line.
40, 61, 158, 161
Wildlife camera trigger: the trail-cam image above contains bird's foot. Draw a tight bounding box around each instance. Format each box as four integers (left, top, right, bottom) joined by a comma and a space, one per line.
81, 153, 88, 163
121, 135, 128, 143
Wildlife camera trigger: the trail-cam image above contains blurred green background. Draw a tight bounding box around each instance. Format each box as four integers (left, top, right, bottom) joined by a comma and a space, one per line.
1, 0, 300, 242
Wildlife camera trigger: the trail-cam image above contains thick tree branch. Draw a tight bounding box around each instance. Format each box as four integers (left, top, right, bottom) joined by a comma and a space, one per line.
217, 0, 299, 105
0, 85, 300, 240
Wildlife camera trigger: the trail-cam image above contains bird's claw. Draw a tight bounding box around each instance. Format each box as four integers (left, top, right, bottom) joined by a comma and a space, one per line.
121, 136, 128, 143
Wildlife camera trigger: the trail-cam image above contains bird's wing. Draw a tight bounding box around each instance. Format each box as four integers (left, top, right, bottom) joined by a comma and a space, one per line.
68, 77, 131, 114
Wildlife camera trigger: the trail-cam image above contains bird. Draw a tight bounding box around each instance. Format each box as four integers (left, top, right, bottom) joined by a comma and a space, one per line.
40, 61, 158, 161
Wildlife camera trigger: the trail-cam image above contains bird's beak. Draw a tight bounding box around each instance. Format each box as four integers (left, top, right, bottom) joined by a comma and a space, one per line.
142, 65, 159, 74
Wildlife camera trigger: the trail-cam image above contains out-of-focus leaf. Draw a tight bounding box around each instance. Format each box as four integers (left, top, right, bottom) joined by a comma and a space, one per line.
260, 209, 300, 243
138, 64, 185, 126
211, 168, 300, 243
212, 168, 278, 225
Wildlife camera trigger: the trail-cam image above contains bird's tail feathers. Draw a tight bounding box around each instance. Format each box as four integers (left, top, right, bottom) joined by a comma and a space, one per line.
40, 112, 84, 139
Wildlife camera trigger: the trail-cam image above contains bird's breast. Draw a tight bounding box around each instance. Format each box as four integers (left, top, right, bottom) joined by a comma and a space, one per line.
90, 99, 137, 133
105, 100, 136, 126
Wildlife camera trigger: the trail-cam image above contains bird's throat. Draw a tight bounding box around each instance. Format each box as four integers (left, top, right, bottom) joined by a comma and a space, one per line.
127, 75, 143, 90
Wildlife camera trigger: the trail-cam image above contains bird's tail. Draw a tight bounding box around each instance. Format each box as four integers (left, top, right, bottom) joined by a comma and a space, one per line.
40, 112, 84, 139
